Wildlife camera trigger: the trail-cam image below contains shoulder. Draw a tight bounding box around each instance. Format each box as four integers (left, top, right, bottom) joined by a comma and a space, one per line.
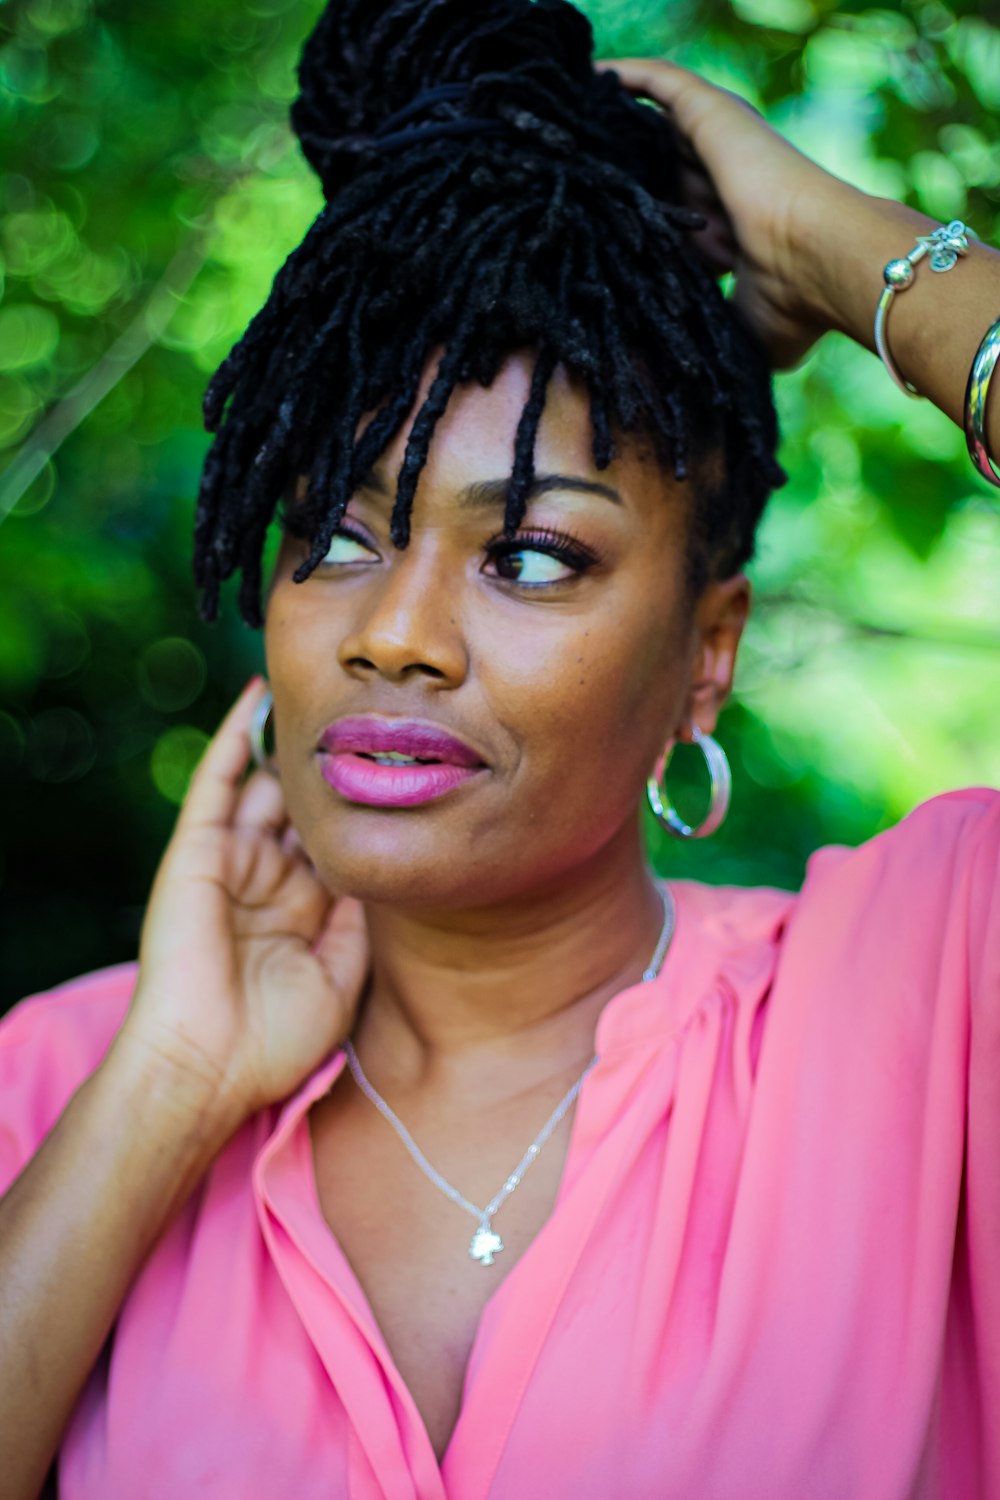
806, 785, 1000, 881
796, 786, 1000, 929
0, 961, 138, 1195
773, 787, 1000, 1016
669, 787, 999, 1001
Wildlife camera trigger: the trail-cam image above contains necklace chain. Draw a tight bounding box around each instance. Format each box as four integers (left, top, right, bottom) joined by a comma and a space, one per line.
342, 882, 675, 1266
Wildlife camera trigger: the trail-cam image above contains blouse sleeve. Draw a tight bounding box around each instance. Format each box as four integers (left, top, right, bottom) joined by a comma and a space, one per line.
945, 787, 1000, 1485
0, 962, 138, 1199
834, 787, 1000, 1487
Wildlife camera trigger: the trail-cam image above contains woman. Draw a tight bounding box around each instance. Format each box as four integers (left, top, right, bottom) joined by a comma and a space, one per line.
2, 1, 998, 1496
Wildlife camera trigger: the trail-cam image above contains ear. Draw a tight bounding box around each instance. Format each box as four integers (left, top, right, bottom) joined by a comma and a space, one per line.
680, 573, 751, 742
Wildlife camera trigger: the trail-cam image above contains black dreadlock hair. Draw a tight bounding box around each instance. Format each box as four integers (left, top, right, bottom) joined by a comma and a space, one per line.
193, 0, 786, 628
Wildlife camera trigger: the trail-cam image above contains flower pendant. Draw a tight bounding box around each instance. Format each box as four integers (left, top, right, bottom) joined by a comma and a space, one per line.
469, 1225, 504, 1266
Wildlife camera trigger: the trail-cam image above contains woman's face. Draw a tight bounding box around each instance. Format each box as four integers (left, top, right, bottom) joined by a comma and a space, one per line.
265, 349, 748, 907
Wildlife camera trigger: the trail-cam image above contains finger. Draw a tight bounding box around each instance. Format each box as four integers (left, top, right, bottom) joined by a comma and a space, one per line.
595, 55, 700, 105
280, 822, 302, 857
280, 822, 318, 872
312, 895, 371, 999
280, 858, 334, 939
596, 57, 760, 141
233, 765, 290, 836
679, 162, 739, 274
174, 677, 269, 838
218, 820, 327, 932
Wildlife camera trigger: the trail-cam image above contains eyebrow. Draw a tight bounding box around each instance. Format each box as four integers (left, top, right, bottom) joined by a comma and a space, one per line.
359, 470, 622, 508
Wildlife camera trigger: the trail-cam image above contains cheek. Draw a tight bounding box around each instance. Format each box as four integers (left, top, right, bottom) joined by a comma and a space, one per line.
263, 593, 337, 780
476, 600, 684, 792
265, 583, 330, 677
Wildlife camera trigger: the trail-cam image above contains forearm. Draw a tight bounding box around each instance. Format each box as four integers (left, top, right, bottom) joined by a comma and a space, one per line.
0, 1038, 240, 1500
802, 181, 1000, 448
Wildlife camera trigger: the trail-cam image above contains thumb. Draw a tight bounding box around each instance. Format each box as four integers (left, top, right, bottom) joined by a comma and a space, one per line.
312, 895, 371, 1005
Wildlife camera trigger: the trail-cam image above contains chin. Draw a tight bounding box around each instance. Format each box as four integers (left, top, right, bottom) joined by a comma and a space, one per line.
311, 846, 499, 909
309, 818, 625, 917
295, 804, 484, 906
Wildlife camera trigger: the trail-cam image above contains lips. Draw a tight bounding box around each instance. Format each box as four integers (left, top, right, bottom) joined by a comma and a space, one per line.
318, 717, 484, 767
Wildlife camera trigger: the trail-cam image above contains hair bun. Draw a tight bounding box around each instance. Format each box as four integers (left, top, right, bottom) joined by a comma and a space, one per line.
197, 0, 782, 631
291, 0, 684, 205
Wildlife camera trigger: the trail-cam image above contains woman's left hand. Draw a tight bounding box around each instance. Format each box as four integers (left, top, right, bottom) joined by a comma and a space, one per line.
601, 57, 1000, 443
597, 57, 864, 369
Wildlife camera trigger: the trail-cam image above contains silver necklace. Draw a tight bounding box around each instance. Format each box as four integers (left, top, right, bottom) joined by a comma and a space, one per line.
343, 882, 675, 1267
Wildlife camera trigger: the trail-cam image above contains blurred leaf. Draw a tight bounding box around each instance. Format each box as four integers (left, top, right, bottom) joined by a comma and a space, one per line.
1, 0, 999, 1009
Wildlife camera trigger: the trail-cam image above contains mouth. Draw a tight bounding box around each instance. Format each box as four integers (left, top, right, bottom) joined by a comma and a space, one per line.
317, 751, 486, 808
318, 715, 484, 764
317, 716, 487, 807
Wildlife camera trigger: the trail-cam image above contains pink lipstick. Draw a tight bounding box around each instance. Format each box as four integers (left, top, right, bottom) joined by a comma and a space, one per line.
317, 716, 486, 808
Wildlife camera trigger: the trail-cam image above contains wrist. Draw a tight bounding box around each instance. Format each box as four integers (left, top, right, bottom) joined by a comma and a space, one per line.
791, 184, 939, 349
101, 1028, 250, 1157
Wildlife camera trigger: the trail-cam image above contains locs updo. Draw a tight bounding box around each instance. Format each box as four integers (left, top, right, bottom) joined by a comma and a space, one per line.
192, 0, 786, 628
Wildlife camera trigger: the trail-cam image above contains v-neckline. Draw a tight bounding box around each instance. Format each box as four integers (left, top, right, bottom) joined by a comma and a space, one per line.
258, 880, 689, 1491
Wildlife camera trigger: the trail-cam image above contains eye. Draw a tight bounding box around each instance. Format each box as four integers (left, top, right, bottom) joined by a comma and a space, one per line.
318, 524, 379, 566
483, 528, 599, 588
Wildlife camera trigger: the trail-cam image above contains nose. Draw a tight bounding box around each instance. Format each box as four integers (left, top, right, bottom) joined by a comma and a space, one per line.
336, 544, 468, 686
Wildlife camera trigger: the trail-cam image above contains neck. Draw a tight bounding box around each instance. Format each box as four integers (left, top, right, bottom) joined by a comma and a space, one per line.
354, 817, 666, 1091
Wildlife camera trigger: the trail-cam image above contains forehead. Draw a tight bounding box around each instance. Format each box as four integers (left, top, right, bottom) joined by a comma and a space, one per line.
360, 346, 672, 519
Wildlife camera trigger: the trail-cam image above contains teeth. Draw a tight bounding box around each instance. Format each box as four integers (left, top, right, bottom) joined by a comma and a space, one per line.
361, 751, 437, 766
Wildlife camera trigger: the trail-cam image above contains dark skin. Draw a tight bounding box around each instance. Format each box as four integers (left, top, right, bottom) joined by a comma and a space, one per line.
261, 347, 747, 1460
265, 350, 747, 1046
94, 57, 1000, 1472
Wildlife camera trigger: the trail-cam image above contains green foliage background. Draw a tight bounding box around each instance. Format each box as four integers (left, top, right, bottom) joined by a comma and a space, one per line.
1, 0, 999, 1012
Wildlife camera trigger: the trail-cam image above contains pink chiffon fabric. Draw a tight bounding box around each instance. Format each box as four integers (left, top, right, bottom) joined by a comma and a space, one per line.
2, 787, 998, 1499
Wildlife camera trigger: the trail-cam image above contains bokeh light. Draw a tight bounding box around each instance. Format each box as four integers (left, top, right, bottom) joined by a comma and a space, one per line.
150, 726, 211, 806
2, 0, 999, 1008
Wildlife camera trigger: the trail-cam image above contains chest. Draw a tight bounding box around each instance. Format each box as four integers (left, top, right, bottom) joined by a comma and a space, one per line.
307, 1082, 573, 1461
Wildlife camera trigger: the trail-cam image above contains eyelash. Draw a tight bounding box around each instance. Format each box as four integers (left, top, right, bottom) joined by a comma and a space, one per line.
313, 521, 601, 585
483, 526, 600, 581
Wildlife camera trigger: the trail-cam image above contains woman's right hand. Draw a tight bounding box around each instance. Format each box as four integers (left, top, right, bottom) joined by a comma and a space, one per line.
110, 677, 370, 1129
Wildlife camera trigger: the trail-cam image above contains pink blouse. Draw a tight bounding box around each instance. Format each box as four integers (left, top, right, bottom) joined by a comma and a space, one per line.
2, 787, 998, 1499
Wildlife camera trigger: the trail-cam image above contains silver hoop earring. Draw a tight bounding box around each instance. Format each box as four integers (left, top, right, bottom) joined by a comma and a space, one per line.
646, 726, 731, 839
249, 687, 279, 777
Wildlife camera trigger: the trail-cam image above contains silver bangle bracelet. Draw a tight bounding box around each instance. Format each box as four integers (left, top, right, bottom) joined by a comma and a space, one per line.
964, 316, 1000, 489
874, 219, 973, 398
